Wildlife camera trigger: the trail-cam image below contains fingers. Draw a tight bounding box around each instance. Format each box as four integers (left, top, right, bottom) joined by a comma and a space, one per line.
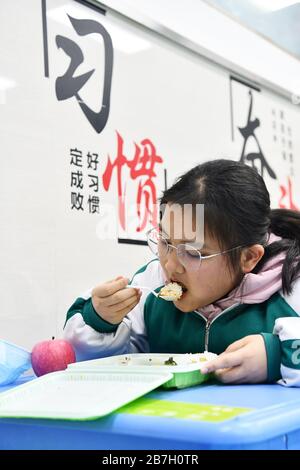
215, 366, 247, 384
91, 276, 142, 324
113, 293, 141, 312
101, 288, 140, 307
202, 336, 268, 384
113, 298, 141, 318
92, 276, 129, 298
224, 337, 248, 353
92, 293, 141, 325
201, 350, 243, 374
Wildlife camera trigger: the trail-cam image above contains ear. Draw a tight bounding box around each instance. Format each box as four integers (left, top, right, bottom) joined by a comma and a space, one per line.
240, 244, 265, 274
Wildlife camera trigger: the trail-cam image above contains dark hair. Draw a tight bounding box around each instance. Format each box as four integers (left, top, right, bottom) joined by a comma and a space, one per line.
160, 159, 300, 294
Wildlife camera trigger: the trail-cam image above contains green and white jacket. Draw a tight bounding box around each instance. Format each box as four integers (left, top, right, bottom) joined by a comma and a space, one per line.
64, 259, 300, 386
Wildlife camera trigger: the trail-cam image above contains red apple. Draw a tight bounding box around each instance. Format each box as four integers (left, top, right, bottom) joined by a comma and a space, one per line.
31, 337, 76, 377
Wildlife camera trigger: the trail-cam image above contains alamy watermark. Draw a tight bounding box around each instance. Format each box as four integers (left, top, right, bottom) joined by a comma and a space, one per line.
96, 202, 205, 247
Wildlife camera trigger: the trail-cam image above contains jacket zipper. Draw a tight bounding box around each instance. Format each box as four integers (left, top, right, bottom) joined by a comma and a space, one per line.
204, 320, 211, 352
193, 303, 240, 352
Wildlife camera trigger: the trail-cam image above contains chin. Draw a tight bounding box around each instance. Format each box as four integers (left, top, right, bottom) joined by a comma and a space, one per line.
173, 298, 195, 313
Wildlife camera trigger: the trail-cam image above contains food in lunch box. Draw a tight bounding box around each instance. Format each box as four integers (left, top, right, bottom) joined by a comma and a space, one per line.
164, 353, 209, 366
119, 356, 131, 365
188, 353, 209, 363
158, 282, 183, 301
164, 357, 178, 366
116, 352, 212, 367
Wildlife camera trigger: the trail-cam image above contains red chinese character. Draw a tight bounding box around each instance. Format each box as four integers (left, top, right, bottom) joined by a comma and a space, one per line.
103, 131, 163, 231
279, 177, 299, 210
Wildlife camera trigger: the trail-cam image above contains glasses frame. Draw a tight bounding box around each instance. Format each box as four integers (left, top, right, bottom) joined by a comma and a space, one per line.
146, 228, 243, 269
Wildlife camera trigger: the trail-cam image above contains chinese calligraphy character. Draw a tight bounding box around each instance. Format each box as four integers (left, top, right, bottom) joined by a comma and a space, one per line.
88, 195, 100, 214
70, 148, 83, 167
103, 132, 163, 232
279, 177, 299, 210
71, 192, 84, 211
55, 16, 113, 134
71, 170, 84, 189
88, 174, 99, 192
239, 90, 276, 180
87, 152, 99, 171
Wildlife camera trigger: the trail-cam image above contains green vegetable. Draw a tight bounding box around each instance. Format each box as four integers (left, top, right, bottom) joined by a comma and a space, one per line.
164, 357, 177, 366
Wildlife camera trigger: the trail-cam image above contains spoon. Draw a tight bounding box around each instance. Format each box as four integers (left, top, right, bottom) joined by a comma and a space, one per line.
126, 285, 181, 301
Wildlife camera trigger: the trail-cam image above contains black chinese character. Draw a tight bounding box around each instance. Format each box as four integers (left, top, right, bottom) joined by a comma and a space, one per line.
71, 171, 84, 189
55, 15, 113, 134
87, 152, 99, 171
88, 174, 99, 192
239, 91, 276, 179
88, 195, 100, 214
70, 148, 83, 167
71, 192, 84, 211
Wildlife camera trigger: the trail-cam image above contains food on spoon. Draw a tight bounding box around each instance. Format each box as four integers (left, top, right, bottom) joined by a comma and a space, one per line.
158, 282, 183, 301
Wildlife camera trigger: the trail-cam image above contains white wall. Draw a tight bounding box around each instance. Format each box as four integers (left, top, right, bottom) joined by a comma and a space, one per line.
100, 0, 300, 98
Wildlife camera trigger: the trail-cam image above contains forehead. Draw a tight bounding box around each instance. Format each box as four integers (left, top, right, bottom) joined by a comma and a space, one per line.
160, 203, 205, 245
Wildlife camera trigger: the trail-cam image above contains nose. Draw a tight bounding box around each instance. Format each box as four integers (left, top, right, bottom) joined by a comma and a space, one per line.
164, 246, 185, 274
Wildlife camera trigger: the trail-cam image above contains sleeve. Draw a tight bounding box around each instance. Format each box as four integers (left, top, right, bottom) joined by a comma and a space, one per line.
271, 279, 300, 387
260, 333, 281, 383
63, 259, 165, 361
273, 318, 300, 387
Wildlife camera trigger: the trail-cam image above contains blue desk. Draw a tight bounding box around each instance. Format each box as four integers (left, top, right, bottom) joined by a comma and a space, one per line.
0, 376, 300, 449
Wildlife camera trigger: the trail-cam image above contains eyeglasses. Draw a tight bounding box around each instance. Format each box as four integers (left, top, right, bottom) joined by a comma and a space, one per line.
146, 228, 243, 271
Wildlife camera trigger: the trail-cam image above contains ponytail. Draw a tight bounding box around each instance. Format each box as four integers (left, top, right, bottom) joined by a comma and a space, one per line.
256, 209, 300, 295
270, 209, 300, 240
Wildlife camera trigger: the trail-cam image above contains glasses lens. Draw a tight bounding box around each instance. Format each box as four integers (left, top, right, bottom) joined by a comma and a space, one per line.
177, 244, 201, 271
147, 229, 168, 257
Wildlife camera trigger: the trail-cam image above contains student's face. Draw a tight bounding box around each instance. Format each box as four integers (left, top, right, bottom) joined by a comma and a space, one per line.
159, 204, 240, 313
